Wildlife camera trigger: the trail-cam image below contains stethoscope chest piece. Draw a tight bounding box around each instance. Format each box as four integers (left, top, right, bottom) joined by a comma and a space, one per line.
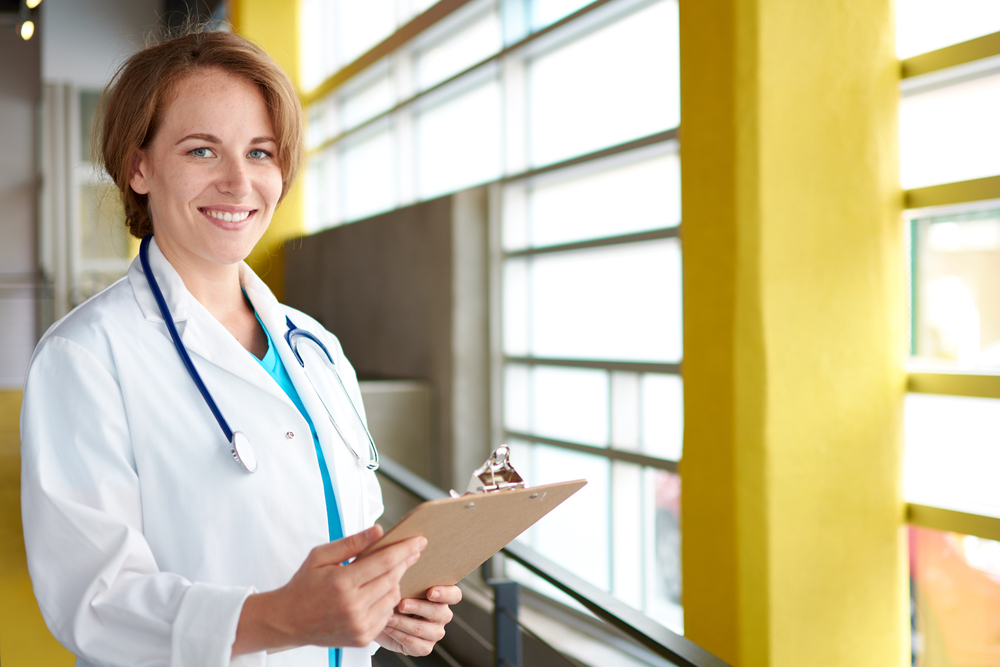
231, 431, 257, 473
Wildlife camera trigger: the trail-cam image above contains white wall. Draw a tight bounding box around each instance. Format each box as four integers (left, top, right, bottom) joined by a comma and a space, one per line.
41, 0, 160, 88
0, 27, 41, 388
0, 0, 161, 388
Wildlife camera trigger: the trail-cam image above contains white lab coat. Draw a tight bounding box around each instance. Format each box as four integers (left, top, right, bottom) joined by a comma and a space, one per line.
20, 238, 384, 667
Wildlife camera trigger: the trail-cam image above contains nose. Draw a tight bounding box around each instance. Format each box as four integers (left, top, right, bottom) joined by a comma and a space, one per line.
218, 156, 252, 199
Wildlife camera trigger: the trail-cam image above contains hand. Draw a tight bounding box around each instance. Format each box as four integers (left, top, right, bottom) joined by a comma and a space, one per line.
376, 585, 463, 656
233, 525, 426, 655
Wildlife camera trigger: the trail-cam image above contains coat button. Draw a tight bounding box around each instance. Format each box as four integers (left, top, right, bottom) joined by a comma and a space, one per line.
285, 431, 295, 440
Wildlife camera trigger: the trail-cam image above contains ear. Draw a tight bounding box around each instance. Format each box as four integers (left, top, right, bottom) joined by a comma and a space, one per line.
129, 149, 150, 195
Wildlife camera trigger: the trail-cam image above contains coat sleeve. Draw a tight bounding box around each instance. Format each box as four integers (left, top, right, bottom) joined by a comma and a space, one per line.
20, 335, 263, 667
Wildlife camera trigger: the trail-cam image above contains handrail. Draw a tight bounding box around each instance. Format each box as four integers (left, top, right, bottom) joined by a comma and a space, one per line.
375, 456, 732, 667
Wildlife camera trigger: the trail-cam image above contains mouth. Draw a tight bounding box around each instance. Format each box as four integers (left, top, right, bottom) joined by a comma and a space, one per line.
199, 207, 256, 228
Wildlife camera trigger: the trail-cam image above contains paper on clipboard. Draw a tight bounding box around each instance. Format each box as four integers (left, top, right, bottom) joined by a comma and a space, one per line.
360, 447, 587, 600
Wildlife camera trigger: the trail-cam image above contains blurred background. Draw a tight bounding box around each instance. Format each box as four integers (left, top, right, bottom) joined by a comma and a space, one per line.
1, 1, 1000, 666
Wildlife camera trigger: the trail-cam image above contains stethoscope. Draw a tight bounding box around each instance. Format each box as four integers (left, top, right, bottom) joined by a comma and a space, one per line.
139, 235, 379, 474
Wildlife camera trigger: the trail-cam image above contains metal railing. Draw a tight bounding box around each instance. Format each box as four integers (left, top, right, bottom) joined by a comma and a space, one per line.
375, 456, 731, 667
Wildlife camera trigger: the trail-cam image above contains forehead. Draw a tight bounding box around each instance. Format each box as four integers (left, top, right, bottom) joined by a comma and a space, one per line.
157, 68, 275, 138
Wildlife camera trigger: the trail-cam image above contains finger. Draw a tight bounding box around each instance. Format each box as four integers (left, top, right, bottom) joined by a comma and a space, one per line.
361, 576, 410, 638
396, 599, 453, 624
357, 551, 418, 605
425, 586, 463, 605
385, 612, 447, 642
349, 536, 426, 584
381, 624, 435, 656
308, 525, 384, 567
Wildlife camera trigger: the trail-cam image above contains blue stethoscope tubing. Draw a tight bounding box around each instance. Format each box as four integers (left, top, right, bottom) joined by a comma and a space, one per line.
139, 234, 378, 473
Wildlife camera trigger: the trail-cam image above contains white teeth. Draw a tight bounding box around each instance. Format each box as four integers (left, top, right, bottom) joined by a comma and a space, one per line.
205, 209, 250, 222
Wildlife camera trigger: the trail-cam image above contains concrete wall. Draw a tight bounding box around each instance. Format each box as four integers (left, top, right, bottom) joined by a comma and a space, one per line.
40, 0, 160, 88
285, 190, 491, 492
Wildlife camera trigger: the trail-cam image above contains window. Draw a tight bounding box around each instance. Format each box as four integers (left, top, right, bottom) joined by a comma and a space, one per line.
300, 0, 683, 634
898, 2, 1000, 663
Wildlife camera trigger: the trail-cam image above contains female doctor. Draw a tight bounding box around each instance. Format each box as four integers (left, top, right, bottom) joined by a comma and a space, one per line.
19, 30, 460, 666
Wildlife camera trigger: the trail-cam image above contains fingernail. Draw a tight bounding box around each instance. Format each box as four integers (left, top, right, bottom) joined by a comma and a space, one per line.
429, 589, 440, 601
408, 552, 421, 566
399, 602, 410, 613
417, 537, 428, 550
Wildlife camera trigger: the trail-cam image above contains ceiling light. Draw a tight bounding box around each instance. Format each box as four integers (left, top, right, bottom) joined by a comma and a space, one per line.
26, 0, 42, 8
20, 20, 34, 40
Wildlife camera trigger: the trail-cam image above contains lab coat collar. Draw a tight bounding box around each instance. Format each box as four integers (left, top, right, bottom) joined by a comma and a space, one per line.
128, 236, 190, 325
127, 236, 290, 407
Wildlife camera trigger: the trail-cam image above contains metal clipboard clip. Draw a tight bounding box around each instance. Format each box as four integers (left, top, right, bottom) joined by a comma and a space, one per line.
450, 445, 526, 497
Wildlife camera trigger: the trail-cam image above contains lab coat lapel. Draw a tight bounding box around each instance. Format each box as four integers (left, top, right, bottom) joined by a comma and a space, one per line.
127, 236, 288, 406
242, 266, 367, 537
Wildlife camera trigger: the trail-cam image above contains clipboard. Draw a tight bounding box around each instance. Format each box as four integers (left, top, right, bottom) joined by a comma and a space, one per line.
360, 447, 587, 600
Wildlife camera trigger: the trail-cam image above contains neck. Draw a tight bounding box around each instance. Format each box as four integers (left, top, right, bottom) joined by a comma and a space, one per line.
152, 235, 269, 359
153, 235, 246, 321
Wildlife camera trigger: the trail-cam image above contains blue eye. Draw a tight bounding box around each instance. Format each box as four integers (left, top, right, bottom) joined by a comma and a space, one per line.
248, 149, 270, 159
190, 147, 213, 158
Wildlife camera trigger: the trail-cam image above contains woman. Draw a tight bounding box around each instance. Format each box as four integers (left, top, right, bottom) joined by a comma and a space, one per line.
20, 30, 460, 666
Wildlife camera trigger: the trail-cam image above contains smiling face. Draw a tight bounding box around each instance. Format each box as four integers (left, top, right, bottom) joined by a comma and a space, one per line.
129, 68, 283, 276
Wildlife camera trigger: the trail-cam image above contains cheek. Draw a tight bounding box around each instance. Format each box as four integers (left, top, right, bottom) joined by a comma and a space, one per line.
264, 170, 284, 206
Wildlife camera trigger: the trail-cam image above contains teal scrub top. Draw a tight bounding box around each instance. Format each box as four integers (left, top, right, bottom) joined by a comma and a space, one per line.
251, 313, 343, 667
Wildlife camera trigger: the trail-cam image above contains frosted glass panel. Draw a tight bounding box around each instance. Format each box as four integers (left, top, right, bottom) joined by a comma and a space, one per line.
336, 0, 397, 66
611, 461, 643, 608
641, 374, 683, 461
532, 0, 590, 29
306, 95, 338, 150
503, 365, 609, 446
910, 526, 1000, 667
897, 0, 1000, 58
341, 74, 394, 131
528, 0, 679, 167
502, 258, 529, 356
900, 72, 1000, 189
305, 149, 339, 231
904, 393, 1000, 516
300, 0, 336, 91
416, 81, 502, 198
509, 150, 680, 251
503, 364, 531, 434
532, 366, 609, 446
509, 240, 682, 362
910, 211, 1000, 369
340, 130, 394, 222
417, 11, 502, 90
517, 445, 610, 590
646, 468, 682, 633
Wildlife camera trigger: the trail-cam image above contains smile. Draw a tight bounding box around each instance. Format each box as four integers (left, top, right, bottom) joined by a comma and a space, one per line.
202, 209, 253, 223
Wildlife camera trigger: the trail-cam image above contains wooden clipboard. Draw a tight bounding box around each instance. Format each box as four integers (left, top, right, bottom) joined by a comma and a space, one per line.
360, 479, 587, 600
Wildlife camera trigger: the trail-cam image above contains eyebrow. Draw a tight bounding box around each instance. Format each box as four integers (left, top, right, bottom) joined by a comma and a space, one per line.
175, 133, 278, 146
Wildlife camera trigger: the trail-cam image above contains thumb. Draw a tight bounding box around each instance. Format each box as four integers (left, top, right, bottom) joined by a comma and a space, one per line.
313, 525, 384, 566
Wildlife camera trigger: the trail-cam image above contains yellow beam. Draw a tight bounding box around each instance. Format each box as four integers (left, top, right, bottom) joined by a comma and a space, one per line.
907, 371, 1000, 399
901, 31, 1000, 79
680, 1, 906, 665
229, 0, 304, 301
905, 175, 1000, 210
0, 390, 75, 665
908, 503, 1000, 542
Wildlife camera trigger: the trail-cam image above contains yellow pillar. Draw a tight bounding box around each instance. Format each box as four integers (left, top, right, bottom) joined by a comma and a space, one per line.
229, 0, 304, 301
679, 1, 907, 666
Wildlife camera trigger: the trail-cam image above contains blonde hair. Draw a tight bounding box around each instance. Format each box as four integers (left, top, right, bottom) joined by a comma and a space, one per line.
99, 30, 303, 239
